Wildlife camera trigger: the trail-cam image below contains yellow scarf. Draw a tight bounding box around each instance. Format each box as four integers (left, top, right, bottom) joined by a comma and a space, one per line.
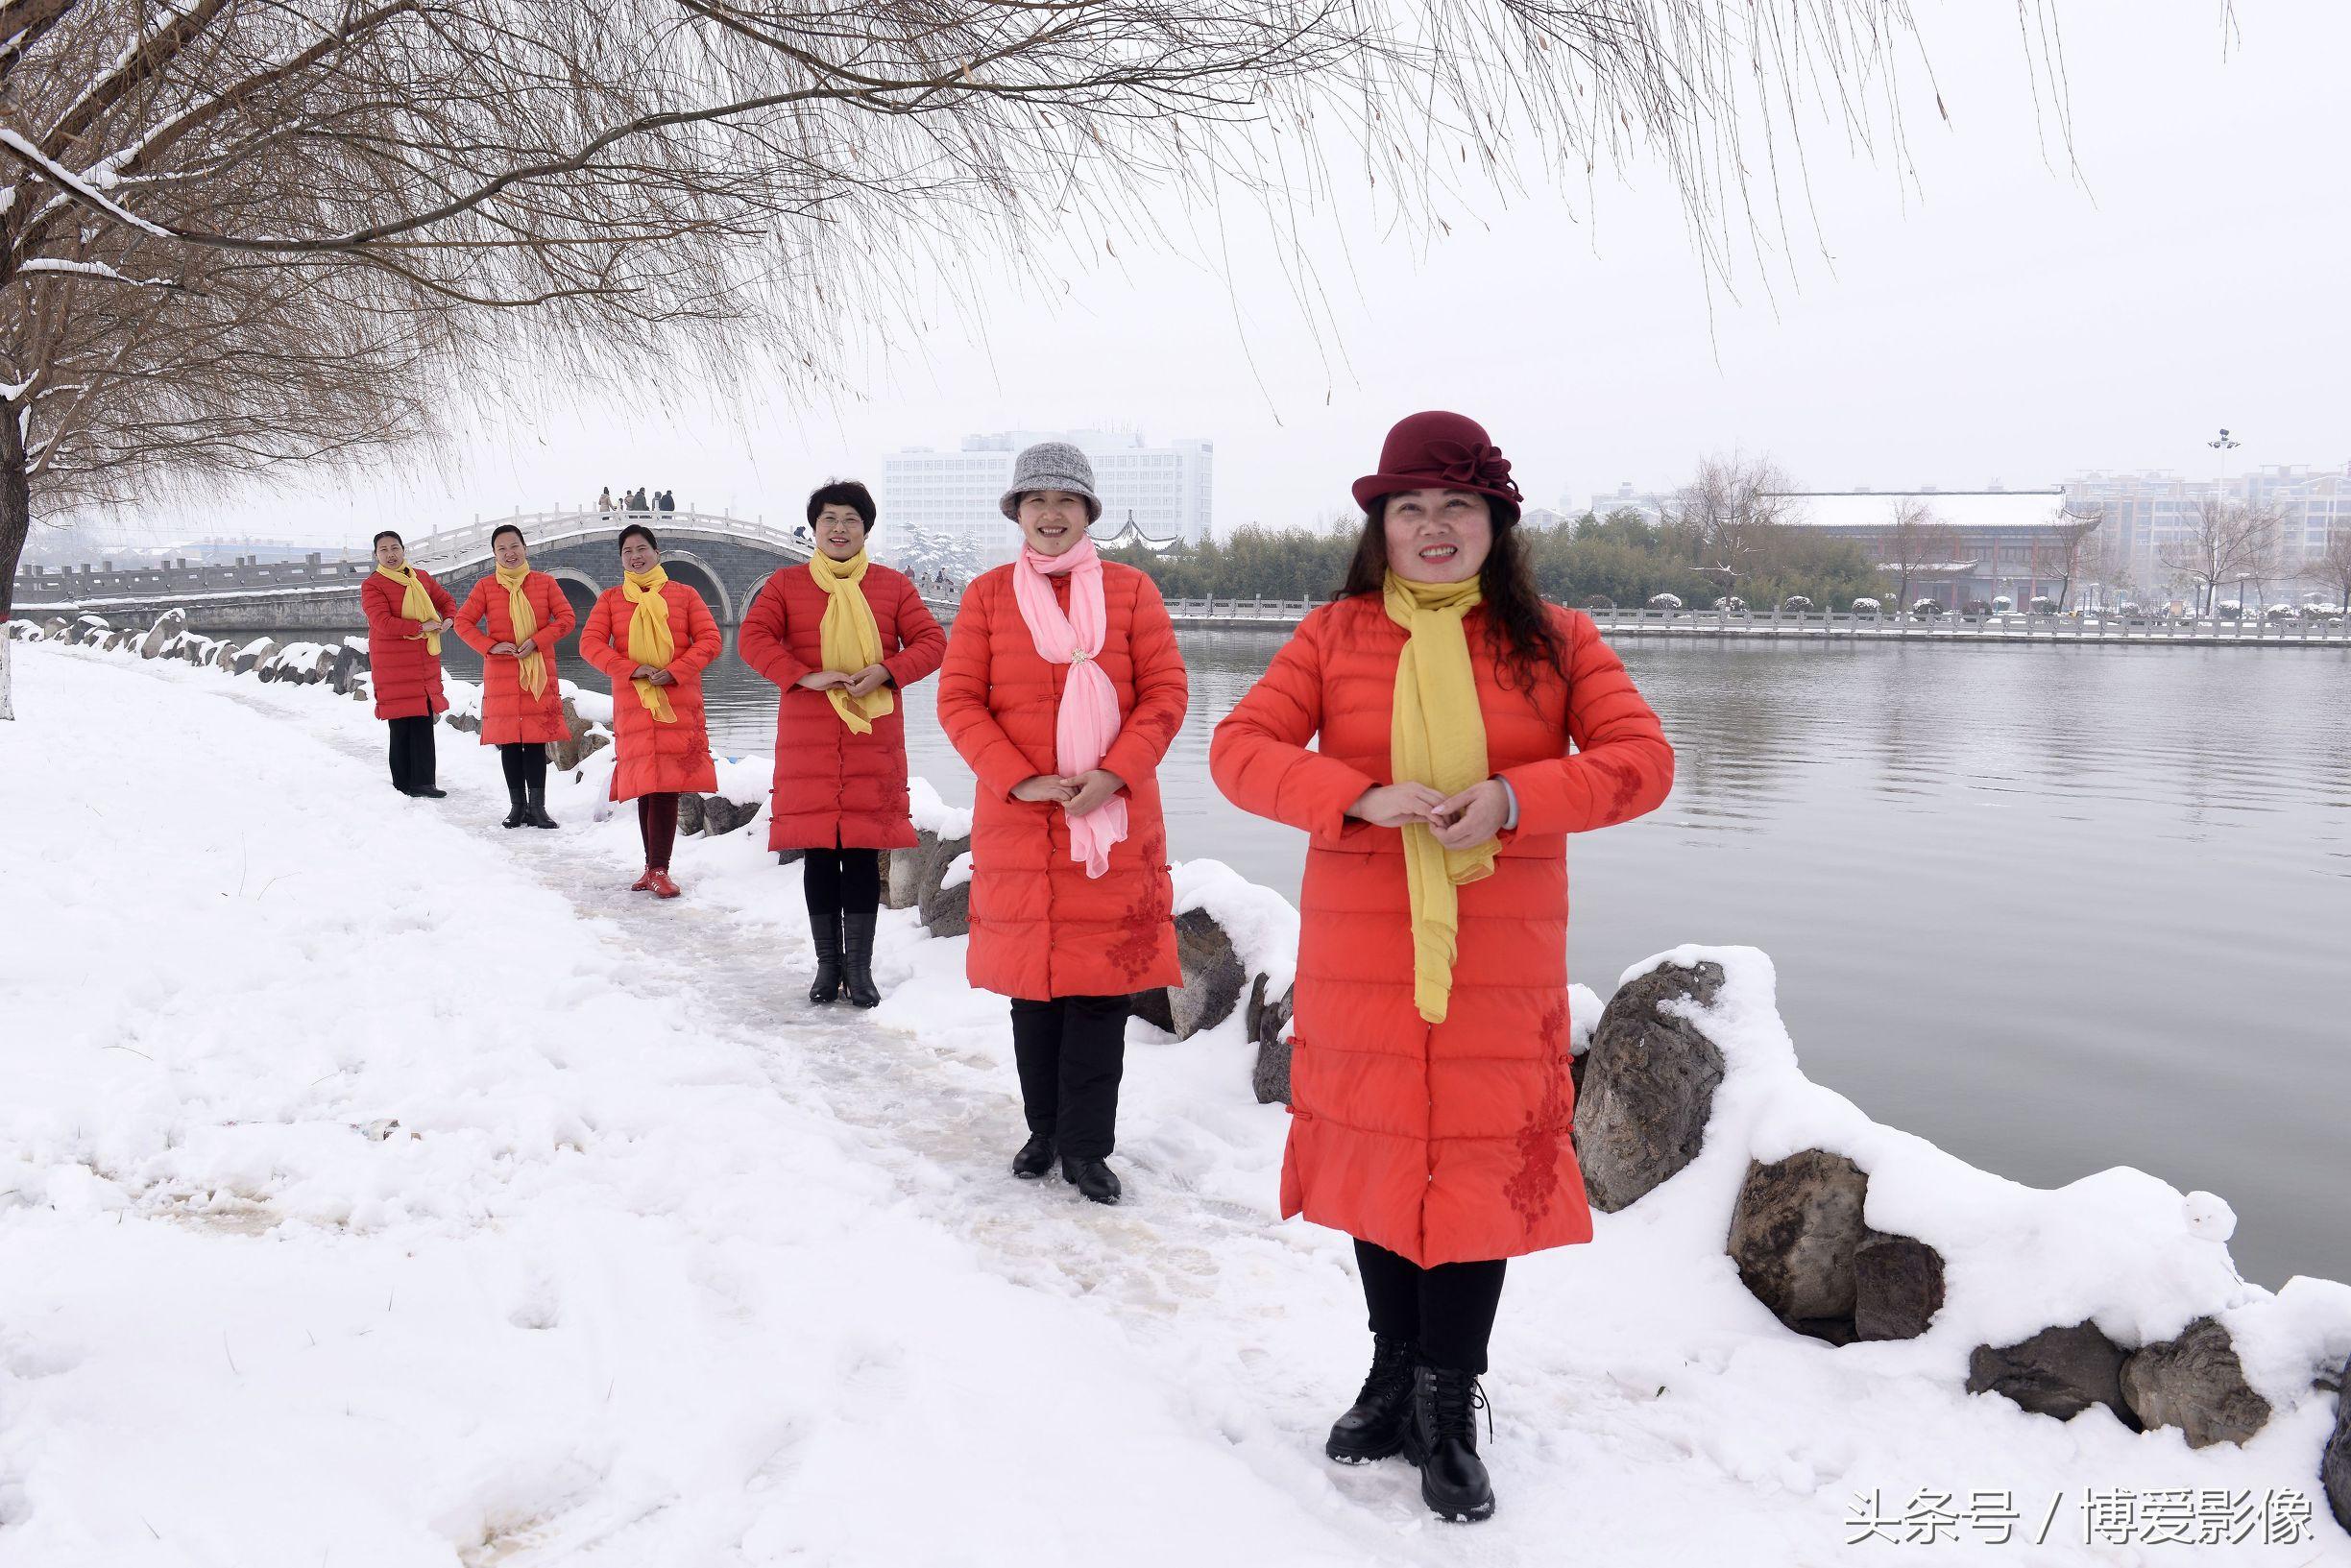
621, 566, 676, 723
375, 564, 440, 656
1384, 571, 1497, 1025
496, 563, 546, 701
811, 549, 894, 735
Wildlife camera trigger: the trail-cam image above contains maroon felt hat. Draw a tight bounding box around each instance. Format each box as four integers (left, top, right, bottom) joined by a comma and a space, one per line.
1351, 411, 1525, 516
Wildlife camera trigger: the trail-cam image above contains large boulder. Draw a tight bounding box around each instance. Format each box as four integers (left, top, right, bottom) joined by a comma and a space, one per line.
41, 617, 69, 639
135, 609, 187, 659
911, 832, 975, 926
1727, 1149, 1870, 1342
1162, 908, 1248, 1040
674, 791, 705, 835
1967, 1321, 2139, 1428
327, 643, 369, 695
924, 875, 970, 939
230, 638, 278, 675
699, 794, 759, 836
1854, 1231, 1947, 1341
1247, 975, 1296, 1105
2324, 1356, 2351, 1536
1575, 959, 1729, 1211
2119, 1317, 2273, 1448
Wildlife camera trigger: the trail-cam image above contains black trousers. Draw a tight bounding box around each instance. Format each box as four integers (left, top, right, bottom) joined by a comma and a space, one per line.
387, 715, 436, 793
1354, 1238, 1508, 1376
801, 847, 881, 923
638, 793, 679, 870
498, 742, 548, 794
1009, 995, 1129, 1161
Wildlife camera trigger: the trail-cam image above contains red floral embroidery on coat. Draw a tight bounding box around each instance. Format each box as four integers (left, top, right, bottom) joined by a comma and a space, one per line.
1103, 884, 1170, 981
1503, 1001, 1574, 1226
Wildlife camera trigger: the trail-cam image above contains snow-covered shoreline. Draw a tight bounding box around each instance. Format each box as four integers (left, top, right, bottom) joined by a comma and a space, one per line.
5, 634, 2348, 1564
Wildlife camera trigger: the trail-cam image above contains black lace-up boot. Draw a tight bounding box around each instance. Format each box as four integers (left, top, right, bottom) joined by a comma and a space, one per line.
1405, 1363, 1494, 1523
1324, 1334, 1417, 1464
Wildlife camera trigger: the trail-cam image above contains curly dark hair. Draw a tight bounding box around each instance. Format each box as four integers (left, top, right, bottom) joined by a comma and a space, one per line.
1340, 496, 1565, 691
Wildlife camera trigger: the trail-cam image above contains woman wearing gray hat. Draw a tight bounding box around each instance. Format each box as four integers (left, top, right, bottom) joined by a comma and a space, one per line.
935, 442, 1189, 1205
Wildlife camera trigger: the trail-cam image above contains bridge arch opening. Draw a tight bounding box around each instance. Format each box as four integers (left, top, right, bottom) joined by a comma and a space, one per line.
546, 570, 602, 657
658, 552, 734, 625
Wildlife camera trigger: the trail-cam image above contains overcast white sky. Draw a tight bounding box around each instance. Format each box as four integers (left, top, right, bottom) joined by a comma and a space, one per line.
100, 3, 2351, 550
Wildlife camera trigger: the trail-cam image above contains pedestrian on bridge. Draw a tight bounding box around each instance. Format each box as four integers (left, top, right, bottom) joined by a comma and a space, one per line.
362, 530, 457, 799
452, 523, 577, 832
936, 443, 1188, 1207
1209, 411, 1675, 1525
578, 523, 722, 899
740, 480, 946, 1009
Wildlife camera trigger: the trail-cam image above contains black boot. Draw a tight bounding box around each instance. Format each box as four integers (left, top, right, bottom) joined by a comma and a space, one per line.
1324, 1334, 1417, 1464
841, 911, 881, 1009
524, 780, 558, 830
411, 785, 448, 799
808, 911, 843, 1005
1060, 1155, 1121, 1205
1405, 1363, 1494, 1523
1011, 1133, 1055, 1179
501, 782, 529, 829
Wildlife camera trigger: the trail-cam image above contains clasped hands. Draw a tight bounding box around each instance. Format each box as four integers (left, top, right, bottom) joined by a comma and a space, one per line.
1012, 769, 1126, 817
487, 638, 537, 657
1346, 778, 1509, 850
796, 664, 890, 698
630, 663, 677, 687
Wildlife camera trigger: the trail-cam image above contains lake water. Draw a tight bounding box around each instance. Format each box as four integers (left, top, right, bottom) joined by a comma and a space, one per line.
372, 623, 2351, 1287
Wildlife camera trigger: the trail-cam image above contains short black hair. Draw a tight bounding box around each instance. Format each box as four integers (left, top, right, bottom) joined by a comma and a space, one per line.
372, 530, 403, 547
617, 523, 660, 554
491, 523, 525, 549
807, 480, 877, 531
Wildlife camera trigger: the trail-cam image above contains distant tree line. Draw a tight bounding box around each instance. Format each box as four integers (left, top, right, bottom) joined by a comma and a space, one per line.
1107, 457, 1888, 610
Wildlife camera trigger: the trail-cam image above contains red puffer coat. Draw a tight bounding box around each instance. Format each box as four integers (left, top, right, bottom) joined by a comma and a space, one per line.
360, 567, 455, 720
450, 571, 578, 745
1209, 597, 1674, 1266
577, 579, 722, 800
738, 560, 947, 852
935, 562, 1187, 999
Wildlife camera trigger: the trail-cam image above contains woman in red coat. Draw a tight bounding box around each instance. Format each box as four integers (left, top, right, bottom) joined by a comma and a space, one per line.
740, 480, 946, 1007
577, 523, 722, 899
360, 529, 457, 798
936, 442, 1188, 1206
1210, 412, 1675, 1524
452, 523, 579, 831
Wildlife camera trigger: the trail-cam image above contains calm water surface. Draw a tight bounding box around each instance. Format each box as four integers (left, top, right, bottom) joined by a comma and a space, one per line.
407, 624, 2351, 1287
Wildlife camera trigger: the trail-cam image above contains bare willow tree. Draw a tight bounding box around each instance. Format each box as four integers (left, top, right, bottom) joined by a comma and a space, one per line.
1660, 452, 1789, 600
2156, 495, 2283, 613
2317, 527, 2351, 617
1, 0, 2078, 714
1883, 498, 1961, 611
2048, 502, 2102, 609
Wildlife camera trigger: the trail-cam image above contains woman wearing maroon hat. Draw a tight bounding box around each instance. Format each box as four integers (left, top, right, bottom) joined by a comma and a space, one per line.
1210, 411, 1675, 1523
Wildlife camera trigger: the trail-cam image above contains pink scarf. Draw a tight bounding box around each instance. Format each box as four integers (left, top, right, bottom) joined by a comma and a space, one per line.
1010, 536, 1127, 878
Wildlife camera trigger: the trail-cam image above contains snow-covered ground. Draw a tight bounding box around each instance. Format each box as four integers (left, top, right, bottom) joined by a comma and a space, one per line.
2, 642, 2346, 1567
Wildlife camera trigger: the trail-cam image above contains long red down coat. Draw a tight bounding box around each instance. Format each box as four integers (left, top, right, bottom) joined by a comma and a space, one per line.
360, 567, 456, 720
450, 572, 578, 745
1209, 597, 1675, 1266
738, 561, 948, 852
577, 579, 722, 801
935, 561, 1188, 1000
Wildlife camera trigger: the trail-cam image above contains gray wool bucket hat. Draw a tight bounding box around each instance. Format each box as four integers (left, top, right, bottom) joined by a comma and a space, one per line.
999, 441, 1103, 522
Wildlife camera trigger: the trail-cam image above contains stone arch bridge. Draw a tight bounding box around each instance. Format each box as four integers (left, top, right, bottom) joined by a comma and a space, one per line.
6, 510, 946, 646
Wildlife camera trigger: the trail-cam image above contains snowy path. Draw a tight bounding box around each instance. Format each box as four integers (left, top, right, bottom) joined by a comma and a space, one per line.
4, 645, 2345, 1568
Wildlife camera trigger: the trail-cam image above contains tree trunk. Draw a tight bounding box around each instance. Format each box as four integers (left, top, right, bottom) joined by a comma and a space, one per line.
0, 408, 27, 721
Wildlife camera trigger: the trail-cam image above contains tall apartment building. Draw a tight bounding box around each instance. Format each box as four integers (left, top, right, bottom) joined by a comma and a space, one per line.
2064, 464, 2350, 594
880, 430, 1214, 566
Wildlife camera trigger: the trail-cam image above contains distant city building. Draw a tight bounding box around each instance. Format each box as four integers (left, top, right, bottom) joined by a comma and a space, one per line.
1766, 489, 2102, 608
2063, 463, 2350, 594
881, 429, 1213, 566
1585, 483, 1673, 523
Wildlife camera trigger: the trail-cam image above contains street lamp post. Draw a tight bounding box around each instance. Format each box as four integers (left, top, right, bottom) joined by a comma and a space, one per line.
2208, 426, 2241, 617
